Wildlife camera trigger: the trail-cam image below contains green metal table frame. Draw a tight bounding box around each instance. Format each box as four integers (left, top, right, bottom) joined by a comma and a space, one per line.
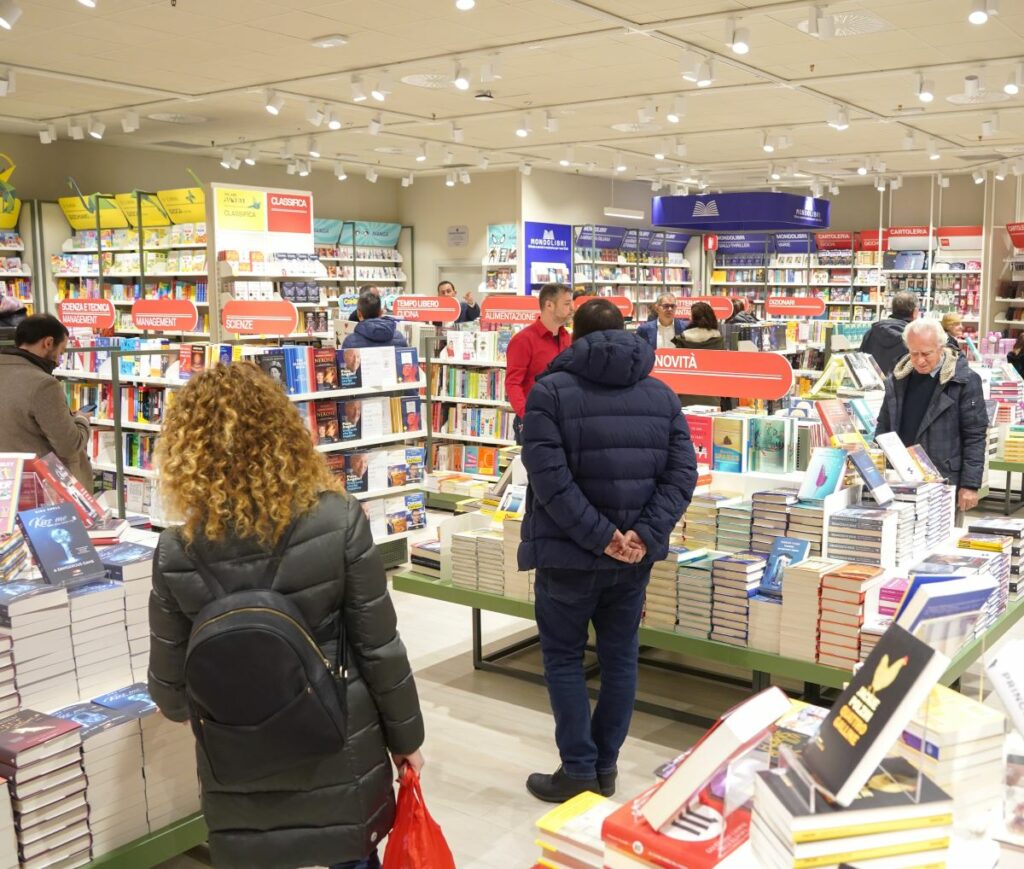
86, 814, 207, 869
392, 571, 1024, 727
988, 460, 1024, 515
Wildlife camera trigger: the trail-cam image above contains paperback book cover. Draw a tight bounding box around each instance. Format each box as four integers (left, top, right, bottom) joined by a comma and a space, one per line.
749, 418, 793, 474
815, 400, 868, 449
344, 453, 369, 494
314, 401, 339, 445
712, 416, 747, 473
395, 347, 420, 383
848, 447, 894, 506
686, 414, 713, 466
400, 397, 422, 433
338, 348, 362, 389
31, 454, 107, 528
798, 447, 847, 502
99, 542, 154, 581
339, 402, 362, 442
313, 348, 339, 391
0, 710, 80, 766
798, 624, 949, 806
760, 537, 811, 598
875, 432, 925, 483
894, 573, 996, 656
256, 349, 286, 388
17, 503, 105, 588
92, 683, 157, 716
907, 445, 944, 483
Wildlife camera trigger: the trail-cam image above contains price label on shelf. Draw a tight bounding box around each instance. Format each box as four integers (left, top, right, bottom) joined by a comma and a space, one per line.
57, 299, 116, 331
676, 296, 733, 321
573, 295, 634, 318
763, 296, 826, 318
480, 295, 539, 324
651, 348, 794, 400
131, 299, 199, 333
392, 295, 461, 323
220, 299, 298, 336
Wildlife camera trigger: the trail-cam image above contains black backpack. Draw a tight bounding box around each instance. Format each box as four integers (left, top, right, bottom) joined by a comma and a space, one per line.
183, 521, 348, 785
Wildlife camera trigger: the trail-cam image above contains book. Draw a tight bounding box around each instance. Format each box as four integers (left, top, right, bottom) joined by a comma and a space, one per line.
760, 537, 810, 598
686, 415, 713, 466
98, 542, 154, 583
535, 791, 617, 866
313, 401, 339, 445
798, 447, 847, 502
815, 400, 869, 449
712, 416, 747, 473
339, 401, 362, 442
907, 445, 944, 483
641, 686, 790, 830
395, 347, 420, 384
875, 432, 925, 483
256, 348, 286, 388
0, 455, 29, 536
16, 504, 105, 588
0, 711, 80, 767
338, 348, 362, 389
749, 418, 793, 474
899, 684, 1006, 754
848, 447, 894, 506
29, 455, 106, 528
400, 396, 422, 433
798, 624, 949, 806
313, 348, 338, 391
894, 574, 997, 656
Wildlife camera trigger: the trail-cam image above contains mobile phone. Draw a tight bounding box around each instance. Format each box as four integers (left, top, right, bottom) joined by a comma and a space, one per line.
78, 402, 97, 415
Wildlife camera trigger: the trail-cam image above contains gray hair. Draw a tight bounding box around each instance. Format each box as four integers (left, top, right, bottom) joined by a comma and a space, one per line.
903, 317, 946, 349
656, 293, 674, 306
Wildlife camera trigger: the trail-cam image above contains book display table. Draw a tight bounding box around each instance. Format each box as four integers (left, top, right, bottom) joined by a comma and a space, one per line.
989, 459, 1024, 515
87, 814, 207, 869
391, 570, 1024, 728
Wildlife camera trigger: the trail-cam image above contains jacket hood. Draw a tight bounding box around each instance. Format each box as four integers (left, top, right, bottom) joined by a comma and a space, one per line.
892, 346, 965, 385
542, 330, 654, 387
680, 327, 721, 344
873, 317, 911, 350
353, 316, 399, 343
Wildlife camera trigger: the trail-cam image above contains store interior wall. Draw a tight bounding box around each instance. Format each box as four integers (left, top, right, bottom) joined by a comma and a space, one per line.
520, 169, 653, 225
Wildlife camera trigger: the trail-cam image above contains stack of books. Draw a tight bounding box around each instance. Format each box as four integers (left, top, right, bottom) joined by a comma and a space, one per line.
675, 555, 718, 638
779, 558, 844, 662
53, 701, 148, 855
0, 774, 17, 869
644, 548, 684, 631
0, 533, 27, 584
710, 553, 766, 647
748, 594, 782, 653
887, 499, 926, 566
474, 531, 504, 595
908, 552, 1000, 640
0, 637, 16, 721
716, 501, 753, 553
890, 482, 953, 551
137, 694, 200, 832
817, 563, 884, 669
67, 582, 131, 702
0, 710, 90, 868
0, 583, 78, 713
878, 577, 908, 618
98, 542, 155, 683
858, 617, 890, 661
751, 758, 953, 869
785, 501, 825, 556
967, 516, 1024, 599
502, 517, 533, 601
826, 505, 897, 568
897, 685, 1006, 825
533, 791, 617, 869
450, 531, 479, 591
1004, 426, 1024, 462
958, 534, 1012, 630
681, 493, 734, 550
750, 488, 798, 554
409, 538, 441, 579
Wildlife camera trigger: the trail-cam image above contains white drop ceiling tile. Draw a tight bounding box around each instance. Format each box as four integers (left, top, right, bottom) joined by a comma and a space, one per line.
92, 5, 231, 37
914, 21, 1021, 49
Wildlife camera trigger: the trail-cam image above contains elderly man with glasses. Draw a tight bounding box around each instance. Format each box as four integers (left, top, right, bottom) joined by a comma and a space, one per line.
637, 294, 689, 349
875, 317, 988, 514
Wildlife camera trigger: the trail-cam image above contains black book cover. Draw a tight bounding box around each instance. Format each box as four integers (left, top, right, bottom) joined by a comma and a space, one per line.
98, 542, 154, 580
256, 349, 286, 389
17, 504, 106, 588
338, 348, 362, 389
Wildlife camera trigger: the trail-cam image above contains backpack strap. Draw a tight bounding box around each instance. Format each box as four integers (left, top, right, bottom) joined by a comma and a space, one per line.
189, 518, 300, 601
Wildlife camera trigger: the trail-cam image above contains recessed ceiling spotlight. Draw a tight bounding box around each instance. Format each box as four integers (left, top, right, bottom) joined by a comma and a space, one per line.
452, 62, 470, 91
1005, 63, 1022, 95
120, 110, 140, 133
445, 172, 456, 187
87, 117, 105, 139
366, 168, 379, 183
305, 103, 325, 126
334, 162, 347, 180
559, 146, 574, 167
311, 33, 348, 48
0, 0, 22, 30
326, 110, 342, 131
351, 76, 367, 102
307, 137, 320, 158
38, 123, 56, 144
827, 105, 849, 130
371, 73, 392, 102
515, 115, 531, 138
367, 115, 382, 135
729, 20, 750, 55
416, 143, 428, 162
264, 89, 284, 115
917, 74, 935, 103
666, 95, 686, 124
928, 139, 940, 160
695, 58, 714, 87
973, 169, 986, 184
455, 0, 475, 10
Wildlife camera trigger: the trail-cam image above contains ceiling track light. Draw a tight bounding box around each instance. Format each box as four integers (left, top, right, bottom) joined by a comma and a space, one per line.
830, 183, 840, 195
695, 57, 714, 88
351, 75, 367, 102
366, 168, 378, 183
443, 148, 454, 165
762, 131, 775, 153
455, 0, 475, 10
264, 89, 284, 115
982, 113, 999, 137
305, 103, 325, 126
298, 160, 310, 177
875, 176, 886, 192
452, 62, 470, 91
1013, 160, 1024, 177
0, 0, 22, 29
334, 162, 347, 181
515, 115, 531, 138
559, 146, 574, 167
544, 111, 558, 133
769, 164, 781, 181
938, 174, 951, 187
917, 73, 935, 103
636, 102, 654, 125
654, 142, 666, 160
828, 105, 849, 130
38, 123, 57, 145
76, 0, 96, 6
928, 139, 941, 160
326, 110, 342, 131
729, 20, 750, 55
459, 170, 471, 185
964, 74, 981, 99
651, 179, 663, 192
0, 68, 13, 97
613, 152, 627, 172
371, 73, 391, 102
996, 163, 1009, 180
480, 54, 502, 83
219, 150, 233, 170
67, 118, 84, 140
445, 172, 456, 187
307, 136, 320, 158
519, 162, 532, 176
973, 169, 986, 184
902, 131, 917, 150
1004, 62, 1023, 95
367, 115, 382, 135
244, 146, 258, 166
857, 162, 868, 176
120, 110, 139, 133
968, 0, 997, 25
286, 161, 297, 176
666, 95, 686, 124
449, 122, 465, 143
675, 138, 688, 158
87, 117, 105, 140
401, 173, 414, 187
479, 154, 491, 170
416, 143, 428, 163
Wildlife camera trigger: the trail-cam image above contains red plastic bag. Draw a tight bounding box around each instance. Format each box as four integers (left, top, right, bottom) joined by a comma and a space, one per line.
382, 766, 456, 869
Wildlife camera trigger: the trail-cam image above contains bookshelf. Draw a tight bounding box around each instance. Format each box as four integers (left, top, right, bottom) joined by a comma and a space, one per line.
0, 228, 33, 317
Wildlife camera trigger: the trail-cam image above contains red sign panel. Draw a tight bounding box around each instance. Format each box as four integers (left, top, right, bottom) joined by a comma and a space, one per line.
480, 295, 539, 324
856, 229, 888, 252
57, 299, 115, 331
221, 299, 298, 336
814, 232, 853, 250
392, 295, 461, 323
573, 295, 634, 318
764, 296, 826, 318
676, 296, 733, 321
888, 225, 931, 238
1008, 223, 1024, 248
266, 193, 312, 234
704, 234, 718, 252
130, 298, 199, 333
651, 349, 794, 400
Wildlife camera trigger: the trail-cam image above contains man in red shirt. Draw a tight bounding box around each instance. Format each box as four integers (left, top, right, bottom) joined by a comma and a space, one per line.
507, 283, 573, 443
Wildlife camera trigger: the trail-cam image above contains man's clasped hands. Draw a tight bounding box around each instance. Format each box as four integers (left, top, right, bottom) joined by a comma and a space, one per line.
604, 529, 647, 564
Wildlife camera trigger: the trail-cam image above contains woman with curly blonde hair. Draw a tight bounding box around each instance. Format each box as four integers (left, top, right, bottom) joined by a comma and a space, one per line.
147, 361, 424, 869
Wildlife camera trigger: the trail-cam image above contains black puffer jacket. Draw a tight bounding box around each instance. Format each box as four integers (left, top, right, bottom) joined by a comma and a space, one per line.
859, 316, 911, 375
149, 492, 423, 868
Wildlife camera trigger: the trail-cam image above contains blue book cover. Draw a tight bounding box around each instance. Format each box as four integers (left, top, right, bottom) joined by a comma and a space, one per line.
99, 542, 154, 581
283, 347, 299, 395
895, 574, 996, 655
760, 537, 810, 598
93, 683, 157, 716
52, 702, 137, 739
797, 447, 847, 502
847, 447, 894, 506
16, 504, 105, 588
848, 398, 877, 440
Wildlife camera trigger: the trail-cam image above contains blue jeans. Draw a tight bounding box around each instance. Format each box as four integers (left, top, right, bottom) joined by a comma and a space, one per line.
533, 565, 650, 780
330, 853, 380, 869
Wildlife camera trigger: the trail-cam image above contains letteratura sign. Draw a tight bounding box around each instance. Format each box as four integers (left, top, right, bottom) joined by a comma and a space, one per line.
652, 191, 830, 232
480, 295, 539, 324
573, 295, 633, 318
130, 299, 199, 333
676, 296, 733, 321
220, 299, 298, 336
392, 295, 461, 323
764, 296, 826, 318
651, 349, 795, 400
57, 299, 116, 331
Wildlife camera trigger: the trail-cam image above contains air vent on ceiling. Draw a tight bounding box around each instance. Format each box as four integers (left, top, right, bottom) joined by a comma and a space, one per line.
611, 122, 662, 133
150, 141, 207, 149
795, 10, 891, 36
947, 91, 1011, 105
147, 113, 208, 124
953, 152, 1006, 162
401, 73, 450, 89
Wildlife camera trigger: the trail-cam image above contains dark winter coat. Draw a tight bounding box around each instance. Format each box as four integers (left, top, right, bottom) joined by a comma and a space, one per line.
875, 348, 988, 490
149, 492, 423, 868
672, 327, 726, 407
859, 316, 911, 375
728, 311, 759, 324
518, 330, 698, 571
341, 316, 409, 349
1009, 350, 1024, 379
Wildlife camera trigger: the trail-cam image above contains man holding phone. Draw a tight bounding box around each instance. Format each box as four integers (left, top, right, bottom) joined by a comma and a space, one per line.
0, 314, 93, 490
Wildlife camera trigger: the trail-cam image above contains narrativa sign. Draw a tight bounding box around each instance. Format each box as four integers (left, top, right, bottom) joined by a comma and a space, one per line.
651, 348, 795, 400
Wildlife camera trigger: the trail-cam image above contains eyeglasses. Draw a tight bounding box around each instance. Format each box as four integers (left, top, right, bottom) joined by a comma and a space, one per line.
660, 303, 676, 309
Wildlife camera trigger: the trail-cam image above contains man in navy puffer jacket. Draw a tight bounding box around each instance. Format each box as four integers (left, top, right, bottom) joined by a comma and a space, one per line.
341, 289, 409, 350
519, 299, 698, 803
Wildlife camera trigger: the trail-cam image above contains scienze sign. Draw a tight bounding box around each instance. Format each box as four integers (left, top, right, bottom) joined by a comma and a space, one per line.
764, 296, 826, 318
481, 295, 539, 325
574, 295, 633, 318
392, 295, 461, 323
130, 299, 199, 333
651, 349, 794, 401
676, 296, 733, 321
57, 299, 115, 331
220, 299, 298, 336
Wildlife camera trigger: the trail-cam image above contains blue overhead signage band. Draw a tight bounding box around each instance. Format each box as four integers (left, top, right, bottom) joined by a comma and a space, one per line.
575, 225, 628, 249
716, 232, 773, 253
774, 232, 817, 253
652, 191, 831, 232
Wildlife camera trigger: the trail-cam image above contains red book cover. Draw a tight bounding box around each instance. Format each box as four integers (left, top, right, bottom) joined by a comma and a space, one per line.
178, 345, 193, 380
685, 415, 713, 466
30, 455, 105, 528
602, 783, 750, 869
0, 710, 80, 766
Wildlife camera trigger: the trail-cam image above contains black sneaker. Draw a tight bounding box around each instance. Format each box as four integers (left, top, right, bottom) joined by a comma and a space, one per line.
597, 768, 617, 797
526, 766, 600, 803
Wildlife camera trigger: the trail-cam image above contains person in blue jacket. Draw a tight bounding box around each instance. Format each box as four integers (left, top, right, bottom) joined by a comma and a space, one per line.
437, 280, 480, 323
518, 298, 698, 804
636, 293, 688, 348
341, 289, 409, 349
